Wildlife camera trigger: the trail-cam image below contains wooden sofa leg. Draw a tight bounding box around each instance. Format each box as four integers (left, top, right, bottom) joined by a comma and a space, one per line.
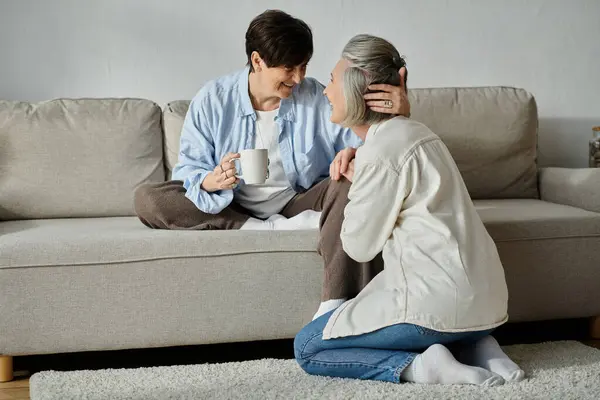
0, 355, 13, 382
591, 316, 600, 340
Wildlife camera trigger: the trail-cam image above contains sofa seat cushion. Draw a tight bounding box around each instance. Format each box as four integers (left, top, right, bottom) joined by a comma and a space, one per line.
2, 204, 600, 354
474, 199, 600, 323
0, 217, 318, 268
474, 199, 600, 241
2, 200, 599, 268
0, 217, 323, 355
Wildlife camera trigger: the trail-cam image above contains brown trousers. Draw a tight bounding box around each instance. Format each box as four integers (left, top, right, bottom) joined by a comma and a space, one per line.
134, 178, 383, 300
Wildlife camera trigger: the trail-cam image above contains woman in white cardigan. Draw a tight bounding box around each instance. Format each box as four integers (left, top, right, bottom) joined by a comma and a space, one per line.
294, 34, 524, 386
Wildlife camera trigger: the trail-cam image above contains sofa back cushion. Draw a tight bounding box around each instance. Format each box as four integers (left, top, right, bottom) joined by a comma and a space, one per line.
163, 86, 538, 199
409, 87, 538, 199
0, 99, 164, 220
163, 101, 191, 176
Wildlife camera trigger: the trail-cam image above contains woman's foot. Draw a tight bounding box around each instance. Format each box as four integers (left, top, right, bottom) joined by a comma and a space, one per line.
458, 335, 525, 382
240, 211, 321, 231
401, 344, 504, 386
312, 298, 347, 320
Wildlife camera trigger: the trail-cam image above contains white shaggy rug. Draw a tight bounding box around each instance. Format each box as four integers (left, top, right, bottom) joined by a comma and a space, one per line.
30, 341, 600, 400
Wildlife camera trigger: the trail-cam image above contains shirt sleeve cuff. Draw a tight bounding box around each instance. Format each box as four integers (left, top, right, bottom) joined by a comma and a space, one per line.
183, 170, 233, 215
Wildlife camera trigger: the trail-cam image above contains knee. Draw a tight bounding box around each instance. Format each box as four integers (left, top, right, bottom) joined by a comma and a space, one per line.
294, 324, 314, 359
294, 321, 324, 364
293, 329, 308, 362
133, 183, 158, 218
326, 177, 351, 205
294, 326, 330, 376
293, 333, 312, 373
331, 177, 352, 194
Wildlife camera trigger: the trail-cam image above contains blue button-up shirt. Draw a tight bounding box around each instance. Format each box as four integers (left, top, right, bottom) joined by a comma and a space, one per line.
172, 67, 362, 214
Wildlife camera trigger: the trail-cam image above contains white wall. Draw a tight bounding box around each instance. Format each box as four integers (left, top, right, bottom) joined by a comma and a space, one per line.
1, 0, 598, 167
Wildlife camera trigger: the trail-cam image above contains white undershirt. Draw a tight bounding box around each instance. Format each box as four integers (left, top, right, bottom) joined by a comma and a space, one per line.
234, 109, 296, 219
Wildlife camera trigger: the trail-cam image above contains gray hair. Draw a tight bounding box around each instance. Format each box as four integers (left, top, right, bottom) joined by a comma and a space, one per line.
340, 34, 406, 127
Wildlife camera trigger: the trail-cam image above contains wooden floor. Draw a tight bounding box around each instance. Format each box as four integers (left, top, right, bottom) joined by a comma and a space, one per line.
0, 375, 29, 400
2, 324, 598, 400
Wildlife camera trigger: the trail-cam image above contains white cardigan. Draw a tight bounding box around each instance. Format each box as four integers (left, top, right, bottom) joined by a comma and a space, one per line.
323, 117, 508, 340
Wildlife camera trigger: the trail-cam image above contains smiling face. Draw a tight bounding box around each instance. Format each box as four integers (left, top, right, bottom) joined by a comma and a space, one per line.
251, 51, 307, 99
323, 58, 350, 124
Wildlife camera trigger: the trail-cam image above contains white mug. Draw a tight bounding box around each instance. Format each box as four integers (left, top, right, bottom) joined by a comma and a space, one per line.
235, 149, 269, 185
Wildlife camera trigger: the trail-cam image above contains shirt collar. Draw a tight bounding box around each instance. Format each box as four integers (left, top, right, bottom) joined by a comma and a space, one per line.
366, 123, 379, 142
278, 96, 296, 122
366, 116, 409, 141
236, 66, 296, 122
236, 66, 255, 118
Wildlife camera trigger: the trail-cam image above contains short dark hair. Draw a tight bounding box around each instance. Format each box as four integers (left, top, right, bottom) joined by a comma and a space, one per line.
245, 10, 313, 72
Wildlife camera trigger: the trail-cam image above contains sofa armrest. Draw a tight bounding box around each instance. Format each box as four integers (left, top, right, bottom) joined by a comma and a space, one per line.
539, 167, 600, 213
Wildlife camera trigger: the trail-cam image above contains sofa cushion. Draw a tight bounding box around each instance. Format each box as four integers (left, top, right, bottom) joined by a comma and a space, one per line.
3, 201, 597, 268
474, 199, 600, 241
0, 217, 322, 354
164, 87, 538, 199
0, 217, 318, 268
409, 87, 538, 199
473, 199, 600, 322
2, 208, 600, 354
163, 101, 191, 176
0, 99, 164, 220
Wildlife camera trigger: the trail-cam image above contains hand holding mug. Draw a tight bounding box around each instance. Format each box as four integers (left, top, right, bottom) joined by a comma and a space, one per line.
202, 152, 240, 192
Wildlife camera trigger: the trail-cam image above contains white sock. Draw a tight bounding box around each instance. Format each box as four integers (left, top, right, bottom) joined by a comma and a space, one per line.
239, 217, 273, 230
269, 210, 321, 230
239, 212, 322, 231
458, 335, 525, 382
401, 344, 505, 386
312, 298, 347, 320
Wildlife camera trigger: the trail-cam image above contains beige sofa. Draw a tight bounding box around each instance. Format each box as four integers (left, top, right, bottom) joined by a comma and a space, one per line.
1, 87, 600, 381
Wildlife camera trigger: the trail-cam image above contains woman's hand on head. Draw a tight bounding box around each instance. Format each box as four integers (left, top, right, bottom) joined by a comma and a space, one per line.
330, 147, 357, 181
364, 66, 410, 117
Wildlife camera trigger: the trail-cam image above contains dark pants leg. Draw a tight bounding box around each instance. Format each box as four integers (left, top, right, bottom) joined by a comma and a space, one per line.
281, 178, 384, 301
133, 180, 249, 230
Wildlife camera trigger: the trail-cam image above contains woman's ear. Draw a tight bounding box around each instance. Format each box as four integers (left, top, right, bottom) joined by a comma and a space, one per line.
251, 51, 263, 72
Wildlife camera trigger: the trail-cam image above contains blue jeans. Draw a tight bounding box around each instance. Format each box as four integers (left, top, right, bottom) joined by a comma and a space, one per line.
294, 310, 494, 383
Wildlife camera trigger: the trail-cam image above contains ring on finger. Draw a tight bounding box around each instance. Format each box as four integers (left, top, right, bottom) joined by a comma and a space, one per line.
384, 100, 393, 109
